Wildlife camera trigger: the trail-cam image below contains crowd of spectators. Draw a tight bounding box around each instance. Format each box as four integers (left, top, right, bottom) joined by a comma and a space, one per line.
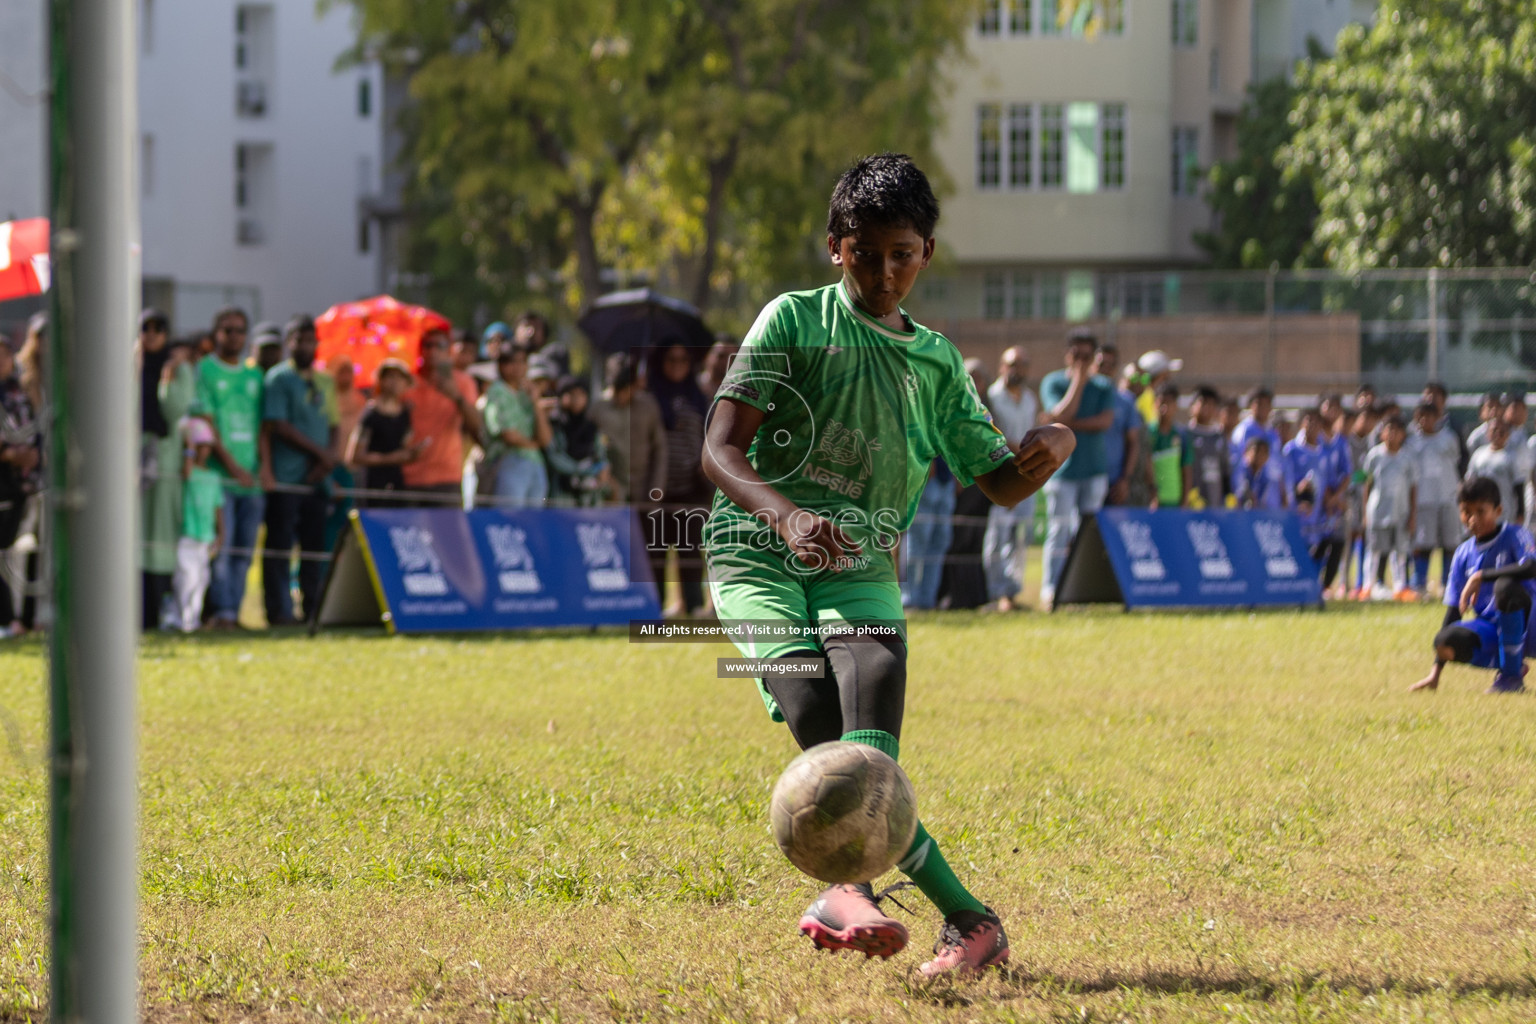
0, 302, 1523, 634
125, 306, 729, 630
904, 327, 1532, 611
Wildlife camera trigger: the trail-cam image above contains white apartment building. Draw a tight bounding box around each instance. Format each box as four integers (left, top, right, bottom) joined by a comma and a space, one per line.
0, 0, 389, 332
139, 0, 389, 329
919, 0, 1373, 323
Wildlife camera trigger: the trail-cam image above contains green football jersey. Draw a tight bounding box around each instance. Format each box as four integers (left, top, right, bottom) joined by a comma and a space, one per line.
705, 281, 1011, 578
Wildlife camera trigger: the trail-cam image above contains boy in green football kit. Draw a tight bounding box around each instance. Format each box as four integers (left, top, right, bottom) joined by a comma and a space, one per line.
702, 154, 1074, 976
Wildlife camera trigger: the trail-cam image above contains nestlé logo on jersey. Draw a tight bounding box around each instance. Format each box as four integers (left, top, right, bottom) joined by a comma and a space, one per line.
803, 419, 881, 498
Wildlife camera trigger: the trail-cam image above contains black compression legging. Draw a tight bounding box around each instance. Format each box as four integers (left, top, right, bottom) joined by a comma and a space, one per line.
763, 633, 907, 751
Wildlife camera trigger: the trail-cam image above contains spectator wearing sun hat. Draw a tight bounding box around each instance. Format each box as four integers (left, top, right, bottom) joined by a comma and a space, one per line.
251, 321, 285, 375
1134, 349, 1183, 427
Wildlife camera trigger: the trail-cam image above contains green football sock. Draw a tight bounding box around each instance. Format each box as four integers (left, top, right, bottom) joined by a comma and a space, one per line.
838, 731, 986, 917
840, 729, 899, 761
898, 822, 986, 917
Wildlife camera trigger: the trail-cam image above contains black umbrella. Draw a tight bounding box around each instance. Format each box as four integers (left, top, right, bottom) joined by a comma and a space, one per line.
577, 288, 714, 355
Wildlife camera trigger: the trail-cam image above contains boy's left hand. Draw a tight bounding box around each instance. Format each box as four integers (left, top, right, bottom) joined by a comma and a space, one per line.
1459, 570, 1484, 615
1012, 424, 1075, 486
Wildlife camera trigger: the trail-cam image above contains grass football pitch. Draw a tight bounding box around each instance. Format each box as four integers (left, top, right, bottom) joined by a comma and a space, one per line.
3, 604, 1536, 1022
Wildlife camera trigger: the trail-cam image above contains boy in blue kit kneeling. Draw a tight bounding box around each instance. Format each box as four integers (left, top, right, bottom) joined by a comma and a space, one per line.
1411, 476, 1536, 694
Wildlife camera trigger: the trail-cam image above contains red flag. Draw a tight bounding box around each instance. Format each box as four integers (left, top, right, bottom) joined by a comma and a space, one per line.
0, 219, 50, 301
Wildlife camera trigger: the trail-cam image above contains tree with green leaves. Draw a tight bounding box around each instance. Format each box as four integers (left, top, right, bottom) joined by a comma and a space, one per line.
337, 0, 979, 325
1197, 73, 1321, 270
1283, 0, 1536, 271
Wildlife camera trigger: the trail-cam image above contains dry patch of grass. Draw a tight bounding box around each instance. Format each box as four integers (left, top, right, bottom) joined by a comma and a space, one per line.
3, 605, 1536, 1021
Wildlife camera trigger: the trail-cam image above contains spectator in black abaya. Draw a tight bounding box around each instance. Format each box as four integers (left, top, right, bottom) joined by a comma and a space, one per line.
647, 342, 712, 616
138, 308, 176, 629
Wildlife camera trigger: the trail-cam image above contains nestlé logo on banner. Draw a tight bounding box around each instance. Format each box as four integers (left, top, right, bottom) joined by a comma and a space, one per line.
575, 522, 629, 592
487, 524, 543, 594
389, 526, 450, 597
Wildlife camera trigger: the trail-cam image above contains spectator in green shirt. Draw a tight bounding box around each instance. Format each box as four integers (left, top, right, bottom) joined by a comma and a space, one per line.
1147, 383, 1193, 509
196, 306, 269, 629
478, 343, 551, 506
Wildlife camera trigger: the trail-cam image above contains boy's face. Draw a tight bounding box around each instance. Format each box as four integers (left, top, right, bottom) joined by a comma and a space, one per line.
827, 223, 934, 320
1489, 419, 1509, 448
1384, 424, 1405, 450
560, 387, 589, 416
1244, 444, 1267, 470
1415, 410, 1436, 434
1251, 397, 1272, 422
1505, 402, 1528, 429
1190, 396, 1212, 424
1460, 500, 1501, 538
1301, 414, 1320, 442
1155, 395, 1176, 421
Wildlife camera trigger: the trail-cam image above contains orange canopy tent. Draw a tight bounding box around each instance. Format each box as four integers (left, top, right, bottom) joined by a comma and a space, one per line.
314, 294, 451, 389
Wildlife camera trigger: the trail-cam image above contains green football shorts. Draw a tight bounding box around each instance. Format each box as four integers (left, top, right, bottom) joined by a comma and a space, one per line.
708, 551, 907, 722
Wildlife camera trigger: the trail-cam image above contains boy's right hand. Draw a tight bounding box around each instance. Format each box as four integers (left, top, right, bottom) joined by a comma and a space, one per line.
778, 510, 863, 573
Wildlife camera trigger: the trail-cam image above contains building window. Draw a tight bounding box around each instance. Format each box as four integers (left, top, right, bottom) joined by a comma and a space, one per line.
1099, 0, 1124, 34
977, 104, 1002, 188
1065, 102, 1100, 193
984, 0, 1122, 37
235, 144, 248, 209
1172, 0, 1198, 46
983, 272, 1007, 320
358, 78, 372, 118
981, 102, 1125, 193
235, 142, 272, 246
1038, 0, 1061, 36
141, 134, 154, 198
1101, 103, 1125, 189
1011, 271, 1035, 319
1009, 0, 1032, 34
1039, 272, 1064, 319
235, 4, 272, 118
978, 0, 1002, 35
1172, 126, 1200, 196
982, 269, 1100, 320
1039, 104, 1064, 188
1007, 104, 1033, 188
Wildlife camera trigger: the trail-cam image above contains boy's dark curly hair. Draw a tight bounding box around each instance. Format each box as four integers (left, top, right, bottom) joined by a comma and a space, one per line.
827, 153, 939, 241
1458, 476, 1503, 509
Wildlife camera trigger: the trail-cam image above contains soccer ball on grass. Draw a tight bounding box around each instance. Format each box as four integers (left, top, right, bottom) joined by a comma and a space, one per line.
769, 741, 918, 884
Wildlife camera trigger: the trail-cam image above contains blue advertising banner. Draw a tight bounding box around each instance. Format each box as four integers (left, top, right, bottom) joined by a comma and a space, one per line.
315, 506, 661, 633
1056, 508, 1322, 610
